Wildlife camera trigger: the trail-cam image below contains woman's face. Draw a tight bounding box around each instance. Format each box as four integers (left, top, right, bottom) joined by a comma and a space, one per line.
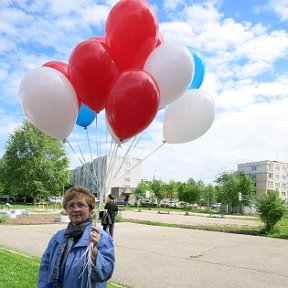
66, 194, 91, 225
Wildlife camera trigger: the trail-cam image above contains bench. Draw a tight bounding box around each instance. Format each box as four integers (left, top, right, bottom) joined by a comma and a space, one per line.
209, 213, 224, 218
157, 211, 169, 214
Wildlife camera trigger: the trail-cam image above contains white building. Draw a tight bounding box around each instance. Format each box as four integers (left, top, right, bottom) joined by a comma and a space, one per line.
238, 160, 288, 201
71, 156, 142, 201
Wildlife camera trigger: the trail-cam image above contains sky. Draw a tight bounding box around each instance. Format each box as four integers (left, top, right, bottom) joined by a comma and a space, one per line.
1, 0, 288, 185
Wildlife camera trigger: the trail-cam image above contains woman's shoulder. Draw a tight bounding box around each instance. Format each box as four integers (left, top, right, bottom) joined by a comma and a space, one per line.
49, 227, 66, 242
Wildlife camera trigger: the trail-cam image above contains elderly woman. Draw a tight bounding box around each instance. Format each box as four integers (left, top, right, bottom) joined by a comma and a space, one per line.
38, 186, 115, 288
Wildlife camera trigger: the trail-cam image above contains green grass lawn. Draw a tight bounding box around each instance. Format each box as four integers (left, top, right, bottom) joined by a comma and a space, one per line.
0, 248, 130, 288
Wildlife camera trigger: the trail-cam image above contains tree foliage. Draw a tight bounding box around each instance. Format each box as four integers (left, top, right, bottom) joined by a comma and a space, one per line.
256, 190, 287, 233
215, 171, 254, 207
0, 120, 70, 201
201, 184, 216, 207
150, 179, 165, 204
134, 181, 149, 201
178, 179, 200, 204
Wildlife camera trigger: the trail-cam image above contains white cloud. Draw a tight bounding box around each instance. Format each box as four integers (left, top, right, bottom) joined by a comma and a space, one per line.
269, 0, 288, 21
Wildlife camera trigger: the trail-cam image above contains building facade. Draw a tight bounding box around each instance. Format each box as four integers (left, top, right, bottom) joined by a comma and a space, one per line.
238, 160, 288, 201
71, 156, 142, 201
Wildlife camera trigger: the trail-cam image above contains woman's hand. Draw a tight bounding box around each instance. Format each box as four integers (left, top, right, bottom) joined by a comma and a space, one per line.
90, 226, 101, 260
90, 226, 101, 244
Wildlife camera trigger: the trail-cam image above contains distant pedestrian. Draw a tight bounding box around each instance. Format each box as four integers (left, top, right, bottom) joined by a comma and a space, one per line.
102, 195, 118, 238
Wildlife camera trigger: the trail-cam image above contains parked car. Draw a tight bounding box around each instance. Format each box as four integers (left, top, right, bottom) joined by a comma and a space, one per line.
116, 199, 129, 206
211, 203, 222, 209
47, 196, 63, 204
178, 201, 191, 209
140, 200, 157, 207
166, 201, 179, 208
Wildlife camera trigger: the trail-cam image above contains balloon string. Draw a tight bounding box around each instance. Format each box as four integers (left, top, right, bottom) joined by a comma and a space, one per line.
84, 127, 93, 162
114, 141, 165, 184
110, 135, 137, 183
64, 139, 100, 199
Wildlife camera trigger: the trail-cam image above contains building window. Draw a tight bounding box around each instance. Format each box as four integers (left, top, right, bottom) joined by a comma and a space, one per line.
124, 177, 130, 182
281, 191, 286, 197
268, 163, 274, 170
252, 166, 257, 171
275, 174, 279, 179
282, 166, 286, 171
267, 173, 273, 179
125, 169, 130, 175
282, 184, 286, 189
275, 166, 280, 171
267, 181, 274, 188
275, 183, 280, 189
282, 175, 286, 180
125, 161, 131, 168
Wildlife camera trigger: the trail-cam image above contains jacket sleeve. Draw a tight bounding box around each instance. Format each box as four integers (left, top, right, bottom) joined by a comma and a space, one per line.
92, 231, 115, 283
38, 239, 53, 288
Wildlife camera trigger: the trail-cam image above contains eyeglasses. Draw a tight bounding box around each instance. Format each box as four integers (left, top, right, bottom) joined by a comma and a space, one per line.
66, 202, 89, 210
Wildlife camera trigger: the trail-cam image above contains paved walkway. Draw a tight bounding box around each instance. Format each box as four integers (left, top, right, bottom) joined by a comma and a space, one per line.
120, 210, 261, 227
0, 212, 287, 288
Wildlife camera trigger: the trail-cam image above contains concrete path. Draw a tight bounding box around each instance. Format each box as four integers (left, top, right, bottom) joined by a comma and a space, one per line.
0, 219, 287, 288
120, 210, 261, 227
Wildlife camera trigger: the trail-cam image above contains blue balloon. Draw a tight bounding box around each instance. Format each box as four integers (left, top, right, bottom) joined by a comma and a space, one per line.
188, 48, 206, 89
76, 104, 96, 128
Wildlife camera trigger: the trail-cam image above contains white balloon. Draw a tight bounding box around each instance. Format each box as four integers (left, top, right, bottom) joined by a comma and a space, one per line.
163, 89, 215, 144
144, 43, 194, 108
19, 67, 79, 139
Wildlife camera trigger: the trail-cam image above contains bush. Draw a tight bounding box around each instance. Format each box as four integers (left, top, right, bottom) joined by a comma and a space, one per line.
115, 214, 123, 222
0, 214, 10, 223
256, 190, 287, 233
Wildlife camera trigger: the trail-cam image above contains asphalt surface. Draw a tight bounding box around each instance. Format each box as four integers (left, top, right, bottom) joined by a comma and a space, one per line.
0, 211, 287, 288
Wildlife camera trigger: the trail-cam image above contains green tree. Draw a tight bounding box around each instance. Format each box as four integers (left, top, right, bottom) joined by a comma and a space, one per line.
150, 179, 165, 205
215, 171, 254, 207
164, 180, 179, 200
0, 158, 7, 194
134, 181, 149, 204
256, 190, 287, 233
1, 120, 70, 202
201, 184, 216, 207
178, 179, 200, 205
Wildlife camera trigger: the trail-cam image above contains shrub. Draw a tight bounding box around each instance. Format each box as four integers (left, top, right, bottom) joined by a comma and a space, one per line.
0, 214, 10, 223
256, 190, 287, 233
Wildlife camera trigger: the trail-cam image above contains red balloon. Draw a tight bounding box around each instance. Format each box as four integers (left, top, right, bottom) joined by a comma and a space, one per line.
43, 61, 69, 78
90, 35, 106, 44
106, 0, 159, 71
106, 69, 160, 141
69, 39, 119, 112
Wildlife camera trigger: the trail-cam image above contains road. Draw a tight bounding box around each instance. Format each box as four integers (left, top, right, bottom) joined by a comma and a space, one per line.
0, 211, 287, 288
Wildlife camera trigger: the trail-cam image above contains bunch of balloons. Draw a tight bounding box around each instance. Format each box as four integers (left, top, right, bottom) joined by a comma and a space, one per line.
19, 0, 215, 144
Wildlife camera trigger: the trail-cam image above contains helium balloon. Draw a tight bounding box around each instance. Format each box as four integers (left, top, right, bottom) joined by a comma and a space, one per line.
43, 61, 69, 79
69, 39, 119, 112
76, 104, 97, 128
106, 69, 160, 141
144, 43, 194, 108
163, 89, 215, 144
19, 67, 79, 140
106, 0, 158, 71
188, 48, 206, 89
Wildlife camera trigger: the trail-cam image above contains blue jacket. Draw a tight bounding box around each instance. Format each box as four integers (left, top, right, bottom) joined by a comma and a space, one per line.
38, 224, 115, 288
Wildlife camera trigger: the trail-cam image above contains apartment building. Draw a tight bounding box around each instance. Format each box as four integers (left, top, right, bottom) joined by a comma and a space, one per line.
71, 155, 142, 201
238, 160, 288, 201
